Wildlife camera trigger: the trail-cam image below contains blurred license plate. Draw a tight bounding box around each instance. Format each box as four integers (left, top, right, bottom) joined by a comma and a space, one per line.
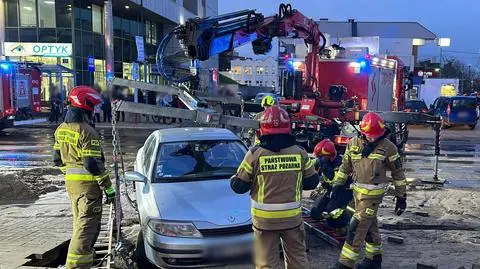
208, 243, 251, 259
458, 112, 469, 118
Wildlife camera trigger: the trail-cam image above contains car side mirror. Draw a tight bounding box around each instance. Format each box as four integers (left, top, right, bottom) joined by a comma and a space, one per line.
124, 171, 147, 183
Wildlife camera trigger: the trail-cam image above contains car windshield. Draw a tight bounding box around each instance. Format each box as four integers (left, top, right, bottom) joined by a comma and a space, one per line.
452, 98, 476, 109
406, 101, 427, 110
435, 98, 450, 109
153, 140, 246, 182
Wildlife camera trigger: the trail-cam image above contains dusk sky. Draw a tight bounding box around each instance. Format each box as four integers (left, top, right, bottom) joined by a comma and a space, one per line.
218, 0, 480, 69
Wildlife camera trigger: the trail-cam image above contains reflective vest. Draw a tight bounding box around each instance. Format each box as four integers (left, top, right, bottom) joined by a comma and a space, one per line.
54, 122, 110, 195
236, 146, 317, 230
333, 137, 407, 198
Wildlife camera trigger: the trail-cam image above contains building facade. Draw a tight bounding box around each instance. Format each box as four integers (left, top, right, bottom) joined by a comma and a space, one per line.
0, 0, 218, 102
223, 57, 278, 90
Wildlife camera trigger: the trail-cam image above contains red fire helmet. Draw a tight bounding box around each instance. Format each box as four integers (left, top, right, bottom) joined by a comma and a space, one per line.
68, 86, 103, 112
259, 106, 291, 136
359, 112, 385, 138
313, 139, 337, 160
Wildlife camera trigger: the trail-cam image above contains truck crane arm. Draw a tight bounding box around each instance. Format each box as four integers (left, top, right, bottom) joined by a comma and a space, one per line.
157, 3, 326, 86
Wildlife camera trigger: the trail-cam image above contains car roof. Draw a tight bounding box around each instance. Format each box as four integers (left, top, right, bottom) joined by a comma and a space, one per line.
255, 92, 276, 97
406, 100, 425, 103
450, 96, 476, 100
152, 128, 240, 143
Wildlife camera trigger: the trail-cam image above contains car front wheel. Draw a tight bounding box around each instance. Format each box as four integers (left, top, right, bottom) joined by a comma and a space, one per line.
136, 230, 158, 269
469, 124, 476, 130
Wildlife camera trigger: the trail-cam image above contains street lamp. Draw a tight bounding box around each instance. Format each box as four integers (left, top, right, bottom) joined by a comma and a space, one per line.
436, 38, 451, 77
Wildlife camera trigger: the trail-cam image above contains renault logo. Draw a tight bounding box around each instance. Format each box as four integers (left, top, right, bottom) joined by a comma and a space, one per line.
228, 215, 236, 223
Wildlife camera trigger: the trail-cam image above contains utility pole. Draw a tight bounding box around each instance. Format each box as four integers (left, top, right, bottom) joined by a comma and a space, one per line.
104, 0, 114, 96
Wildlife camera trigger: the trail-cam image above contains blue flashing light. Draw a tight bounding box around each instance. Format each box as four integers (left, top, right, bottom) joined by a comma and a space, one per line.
287, 60, 294, 66
359, 60, 367, 68
0, 63, 12, 72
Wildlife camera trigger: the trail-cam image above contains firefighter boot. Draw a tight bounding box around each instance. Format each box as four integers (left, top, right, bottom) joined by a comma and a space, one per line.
356, 255, 382, 269
330, 261, 352, 269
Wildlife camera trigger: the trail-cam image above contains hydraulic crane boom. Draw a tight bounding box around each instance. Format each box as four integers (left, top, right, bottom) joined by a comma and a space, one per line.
157, 3, 326, 91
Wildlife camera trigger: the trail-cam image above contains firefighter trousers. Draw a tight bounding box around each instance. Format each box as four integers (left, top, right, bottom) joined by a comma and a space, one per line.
338, 192, 383, 268
253, 223, 308, 269
66, 192, 103, 269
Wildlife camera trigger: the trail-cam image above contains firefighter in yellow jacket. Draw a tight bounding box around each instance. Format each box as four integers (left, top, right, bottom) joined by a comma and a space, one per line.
249, 95, 275, 146
53, 86, 115, 269
331, 112, 407, 269
231, 106, 320, 269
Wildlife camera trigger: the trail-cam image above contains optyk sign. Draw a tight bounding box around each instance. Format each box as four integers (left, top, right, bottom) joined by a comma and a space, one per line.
3, 42, 73, 57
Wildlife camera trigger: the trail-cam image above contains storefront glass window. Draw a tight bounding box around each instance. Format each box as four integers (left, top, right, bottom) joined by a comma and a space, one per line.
75, 57, 83, 71
6, 28, 20, 42
113, 16, 122, 37
113, 38, 122, 62
145, 21, 157, 44
74, 29, 82, 57
38, 0, 56, 28
38, 28, 56, 42
122, 18, 131, 39
57, 29, 72, 43
6, 0, 19, 27
93, 34, 104, 59
92, 4, 102, 34
19, 0, 37, 27
81, 6, 92, 31
19, 28, 37, 42
56, 0, 72, 28
82, 31, 93, 59
123, 39, 132, 62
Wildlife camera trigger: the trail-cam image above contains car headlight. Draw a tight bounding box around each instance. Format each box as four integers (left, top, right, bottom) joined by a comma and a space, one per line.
148, 219, 202, 238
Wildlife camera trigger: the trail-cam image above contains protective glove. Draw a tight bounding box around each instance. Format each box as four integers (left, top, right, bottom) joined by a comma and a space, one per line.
394, 196, 407, 216
320, 180, 331, 190
104, 186, 116, 204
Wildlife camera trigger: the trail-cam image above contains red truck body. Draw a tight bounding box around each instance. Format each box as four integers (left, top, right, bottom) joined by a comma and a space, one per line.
280, 55, 407, 148
0, 62, 42, 130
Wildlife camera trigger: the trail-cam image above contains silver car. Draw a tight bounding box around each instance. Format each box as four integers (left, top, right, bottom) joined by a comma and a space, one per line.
124, 128, 253, 268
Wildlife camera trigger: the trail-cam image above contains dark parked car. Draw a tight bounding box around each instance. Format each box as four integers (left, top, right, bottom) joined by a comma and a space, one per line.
430, 96, 479, 129
405, 100, 428, 113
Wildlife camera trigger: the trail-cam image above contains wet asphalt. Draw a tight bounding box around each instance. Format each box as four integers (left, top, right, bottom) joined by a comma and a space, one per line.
1, 124, 480, 188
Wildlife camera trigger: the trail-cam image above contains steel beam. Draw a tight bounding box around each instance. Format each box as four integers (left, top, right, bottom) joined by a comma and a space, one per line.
358, 111, 441, 124
110, 78, 244, 106
115, 101, 258, 129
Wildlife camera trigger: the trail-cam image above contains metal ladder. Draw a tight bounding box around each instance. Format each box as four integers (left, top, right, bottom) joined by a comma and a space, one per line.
91, 204, 115, 269
302, 207, 346, 248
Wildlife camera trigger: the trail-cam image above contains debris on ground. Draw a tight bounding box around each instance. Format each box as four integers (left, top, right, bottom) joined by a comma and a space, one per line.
0, 167, 64, 202
417, 264, 438, 269
387, 235, 404, 244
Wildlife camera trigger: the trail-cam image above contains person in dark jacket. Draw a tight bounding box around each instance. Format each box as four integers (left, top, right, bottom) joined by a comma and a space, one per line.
310, 139, 353, 234
101, 94, 112, 123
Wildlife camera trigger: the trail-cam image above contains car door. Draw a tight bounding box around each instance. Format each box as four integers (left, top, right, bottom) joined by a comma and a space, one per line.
136, 135, 159, 224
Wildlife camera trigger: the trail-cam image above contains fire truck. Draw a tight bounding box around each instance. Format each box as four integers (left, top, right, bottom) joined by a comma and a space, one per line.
0, 61, 42, 130
279, 51, 409, 149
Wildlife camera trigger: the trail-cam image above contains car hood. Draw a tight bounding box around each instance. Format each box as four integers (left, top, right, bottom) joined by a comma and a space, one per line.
151, 179, 251, 227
